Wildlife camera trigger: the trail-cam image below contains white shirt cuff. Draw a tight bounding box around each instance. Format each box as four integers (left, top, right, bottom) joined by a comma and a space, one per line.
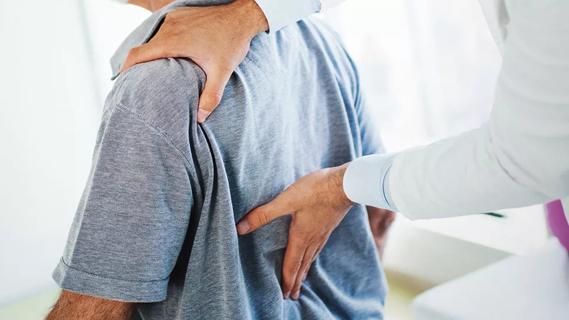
254, 0, 321, 32
343, 154, 398, 210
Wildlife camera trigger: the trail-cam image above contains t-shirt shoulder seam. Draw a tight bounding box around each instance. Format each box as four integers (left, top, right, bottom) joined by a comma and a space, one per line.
114, 102, 194, 169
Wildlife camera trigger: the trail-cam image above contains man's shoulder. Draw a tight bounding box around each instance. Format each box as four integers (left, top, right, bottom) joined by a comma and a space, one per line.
296, 18, 360, 91
107, 58, 205, 131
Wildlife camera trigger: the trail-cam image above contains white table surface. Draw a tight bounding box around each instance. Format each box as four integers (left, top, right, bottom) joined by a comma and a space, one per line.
413, 239, 569, 320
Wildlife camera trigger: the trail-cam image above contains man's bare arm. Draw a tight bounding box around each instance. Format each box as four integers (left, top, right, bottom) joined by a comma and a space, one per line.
46, 290, 134, 320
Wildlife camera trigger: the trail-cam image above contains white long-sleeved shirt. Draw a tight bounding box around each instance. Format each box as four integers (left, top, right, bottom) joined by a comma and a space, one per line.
255, 0, 569, 220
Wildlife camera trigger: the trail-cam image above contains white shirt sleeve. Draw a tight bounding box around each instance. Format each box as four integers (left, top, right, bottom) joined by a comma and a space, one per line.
320, 0, 348, 10
344, 0, 569, 219
343, 154, 397, 210
254, 0, 347, 32
254, 0, 321, 32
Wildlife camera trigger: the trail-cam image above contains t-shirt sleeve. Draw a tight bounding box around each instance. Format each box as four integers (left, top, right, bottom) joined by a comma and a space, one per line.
355, 81, 385, 156
53, 105, 193, 303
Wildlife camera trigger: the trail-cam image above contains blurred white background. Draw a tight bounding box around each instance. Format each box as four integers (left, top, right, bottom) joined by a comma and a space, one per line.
0, 0, 549, 318
0, 0, 147, 307
325, 0, 501, 151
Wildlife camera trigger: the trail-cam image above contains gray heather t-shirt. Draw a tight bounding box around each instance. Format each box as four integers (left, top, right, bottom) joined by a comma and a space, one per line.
53, 1, 387, 319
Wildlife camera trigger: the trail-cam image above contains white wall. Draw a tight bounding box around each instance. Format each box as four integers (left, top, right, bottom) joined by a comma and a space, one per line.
324, 0, 501, 151
0, 0, 146, 306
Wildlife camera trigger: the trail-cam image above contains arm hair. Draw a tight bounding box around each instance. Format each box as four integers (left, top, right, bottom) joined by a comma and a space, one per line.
46, 290, 134, 320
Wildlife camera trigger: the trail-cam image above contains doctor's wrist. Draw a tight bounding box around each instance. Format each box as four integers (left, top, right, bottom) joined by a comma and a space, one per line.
329, 164, 353, 209
233, 0, 269, 35
342, 154, 397, 210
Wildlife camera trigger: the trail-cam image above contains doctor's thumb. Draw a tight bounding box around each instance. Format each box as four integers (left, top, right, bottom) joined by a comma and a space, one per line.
237, 196, 294, 235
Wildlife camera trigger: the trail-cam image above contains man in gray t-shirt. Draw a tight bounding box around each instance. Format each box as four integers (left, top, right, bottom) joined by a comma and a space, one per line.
48, 1, 389, 319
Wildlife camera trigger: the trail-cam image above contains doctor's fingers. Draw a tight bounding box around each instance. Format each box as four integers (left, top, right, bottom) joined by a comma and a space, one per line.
289, 242, 322, 300
121, 39, 232, 123
237, 187, 299, 235
282, 228, 324, 300
281, 233, 307, 299
197, 67, 233, 123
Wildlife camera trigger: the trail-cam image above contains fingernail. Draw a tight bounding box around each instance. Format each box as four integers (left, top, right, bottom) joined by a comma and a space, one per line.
303, 273, 308, 281
284, 291, 290, 299
197, 109, 211, 123
292, 291, 300, 300
237, 220, 250, 235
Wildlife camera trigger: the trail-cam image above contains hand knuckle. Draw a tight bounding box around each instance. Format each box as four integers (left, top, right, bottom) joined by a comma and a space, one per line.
285, 184, 299, 195
128, 47, 140, 57
254, 210, 270, 226
282, 269, 293, 282
284, 261, 298, 273
284, 262, 297, 274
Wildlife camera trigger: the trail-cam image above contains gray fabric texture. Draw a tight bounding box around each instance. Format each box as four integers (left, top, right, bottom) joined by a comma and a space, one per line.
54, 1, 387, 319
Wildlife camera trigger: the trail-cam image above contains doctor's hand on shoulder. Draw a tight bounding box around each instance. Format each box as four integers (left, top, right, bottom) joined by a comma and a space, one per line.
121, 0, 269, 122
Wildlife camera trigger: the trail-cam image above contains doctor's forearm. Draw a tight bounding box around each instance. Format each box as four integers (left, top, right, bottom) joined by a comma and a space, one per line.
323, 0, 568, 217
387, 128, 551, 219
342, 128, 547, 219
376, 1, 569, 219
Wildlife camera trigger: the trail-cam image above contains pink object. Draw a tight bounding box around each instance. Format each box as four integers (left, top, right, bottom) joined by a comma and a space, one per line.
546, 200, 569, 252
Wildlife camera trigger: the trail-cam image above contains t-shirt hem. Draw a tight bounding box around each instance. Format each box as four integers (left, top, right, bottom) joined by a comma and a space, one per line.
52, 258, 168, 303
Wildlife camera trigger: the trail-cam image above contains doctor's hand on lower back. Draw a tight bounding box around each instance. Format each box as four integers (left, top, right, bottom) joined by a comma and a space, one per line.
121, 0, 268, 123
237, 164, 353, 300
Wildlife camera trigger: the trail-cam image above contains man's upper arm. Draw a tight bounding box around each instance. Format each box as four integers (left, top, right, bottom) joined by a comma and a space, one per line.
346, 57, 385, 156
53, 104, 194, 303
356, 92, 385, 156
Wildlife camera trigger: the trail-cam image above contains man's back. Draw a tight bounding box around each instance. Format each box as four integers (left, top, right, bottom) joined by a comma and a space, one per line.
53, 9, 386, 320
